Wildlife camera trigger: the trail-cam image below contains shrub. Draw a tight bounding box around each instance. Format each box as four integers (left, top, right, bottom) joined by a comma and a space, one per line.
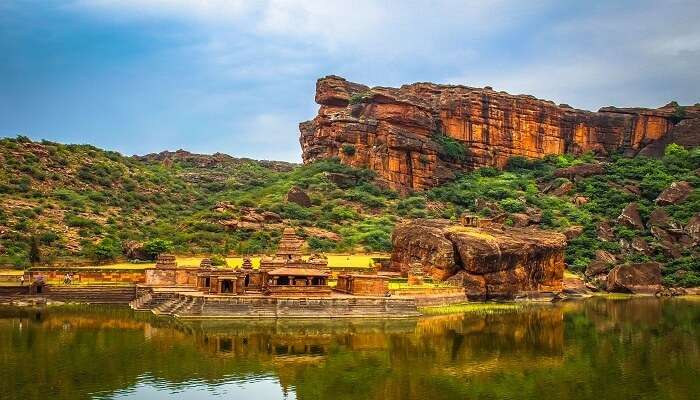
348, 92, 371, 105
361, 230, 392, 252
93, 238, 121, 262
211, 255, 228, 266
433, 132, 468, 162
499, 198, 526, 213
477, 166, 500, 177
329, 205, 358, 222
143, 239, 173, 259
38, 231, 59, 245
341, 144, 356, 156
64, 214, 98, 229
669, 104, 686, 124
308, 237, 337, 252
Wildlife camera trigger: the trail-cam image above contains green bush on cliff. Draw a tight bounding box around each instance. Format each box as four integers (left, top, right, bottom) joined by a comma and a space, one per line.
433, 132, 468, 162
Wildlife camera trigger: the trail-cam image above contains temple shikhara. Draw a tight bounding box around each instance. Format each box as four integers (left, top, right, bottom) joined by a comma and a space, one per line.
131, 227, 412, 318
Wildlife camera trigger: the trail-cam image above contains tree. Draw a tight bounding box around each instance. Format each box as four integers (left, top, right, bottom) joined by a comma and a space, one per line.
143, 239, 173, 260
93, 238, 121, 262
28, 236, 41, 265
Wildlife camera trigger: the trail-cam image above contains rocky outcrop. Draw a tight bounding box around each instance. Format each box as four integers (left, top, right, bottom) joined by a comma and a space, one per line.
390, 219, 566, 298
286, 186, 312, 207
300, 75, 700, 192
606, 262, 663, 294
686, 214, 700, 241
617, 203, 644, 230
655, 181, 692, 205
637, 118, 700, 157
553, 163, 606, 179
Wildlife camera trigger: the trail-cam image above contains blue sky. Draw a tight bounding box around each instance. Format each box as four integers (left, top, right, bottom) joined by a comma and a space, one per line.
1, 1, 699, 162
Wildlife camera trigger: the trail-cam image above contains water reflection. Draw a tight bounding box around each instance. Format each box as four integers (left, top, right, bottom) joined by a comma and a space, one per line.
0, 298, 698, 400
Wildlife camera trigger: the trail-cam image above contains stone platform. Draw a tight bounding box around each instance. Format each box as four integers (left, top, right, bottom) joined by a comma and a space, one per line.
130, 287, 421, 319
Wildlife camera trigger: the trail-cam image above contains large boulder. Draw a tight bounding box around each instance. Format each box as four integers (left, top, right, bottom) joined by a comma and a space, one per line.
553, 163, 606, 179
617, 203, 644, 230
286, 186, 312, 207
550, 180, 575, 196
655, 181, 692, 206
686, 214, 700, 241
606, 262, 663, 294
324, 172, 358, 188
646, 208, 671, 228
391, 219, 566, 298
390, 219, 456, 280
123, 241, 148, 261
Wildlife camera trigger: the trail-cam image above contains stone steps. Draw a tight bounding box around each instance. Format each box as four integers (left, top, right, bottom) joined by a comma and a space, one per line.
44, 285, 136, 304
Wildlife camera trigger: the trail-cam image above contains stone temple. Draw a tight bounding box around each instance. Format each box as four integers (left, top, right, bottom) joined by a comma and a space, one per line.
132, 227, 408, 318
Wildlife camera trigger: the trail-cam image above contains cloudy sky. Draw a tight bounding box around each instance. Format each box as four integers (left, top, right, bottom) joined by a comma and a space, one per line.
1, 0, 699, 161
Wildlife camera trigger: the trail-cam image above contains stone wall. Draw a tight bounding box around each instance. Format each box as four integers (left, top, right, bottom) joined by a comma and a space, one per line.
335, 274, 389, 296
144, 267, 198, 286
300, 76, 700, 192
152, 293, 420, 318
26, 269, 145, 284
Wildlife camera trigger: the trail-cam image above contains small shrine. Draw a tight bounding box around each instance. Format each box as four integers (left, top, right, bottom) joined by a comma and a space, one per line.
155, 254, 177, 269
460, 213, 492, 228
263, 228, 331, 296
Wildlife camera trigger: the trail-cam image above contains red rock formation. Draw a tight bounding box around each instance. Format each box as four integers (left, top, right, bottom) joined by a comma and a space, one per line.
300, 75, 700, 192
390, 219, 566, 298
606, 262, 663, 294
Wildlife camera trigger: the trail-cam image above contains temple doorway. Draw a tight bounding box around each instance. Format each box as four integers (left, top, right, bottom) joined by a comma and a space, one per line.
277, 276, 290, 285
244, 274, 250, 287
221, 279, 234, 293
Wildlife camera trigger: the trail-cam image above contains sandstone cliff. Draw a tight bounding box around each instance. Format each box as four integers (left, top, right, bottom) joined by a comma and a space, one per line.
300, 75, 700, 192
390, 219, 567, 298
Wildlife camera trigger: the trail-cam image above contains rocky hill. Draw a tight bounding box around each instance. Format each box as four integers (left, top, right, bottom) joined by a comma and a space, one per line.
300, 75, 700, 192
0, 136, 398, 267
1, 129, 698, 290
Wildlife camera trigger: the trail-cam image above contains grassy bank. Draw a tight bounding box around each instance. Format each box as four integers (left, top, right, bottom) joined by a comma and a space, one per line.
419, 302, 529, 315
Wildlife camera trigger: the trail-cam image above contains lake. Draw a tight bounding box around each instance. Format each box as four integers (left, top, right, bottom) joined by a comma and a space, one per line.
0, 297, 698, 400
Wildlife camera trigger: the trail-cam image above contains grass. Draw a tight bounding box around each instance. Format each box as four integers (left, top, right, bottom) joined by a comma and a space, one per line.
591, 292, 636, 299
388, 281, 454, 290
564, 270, 581, 279
27, 254, 389, 270
419, 302, 527, 315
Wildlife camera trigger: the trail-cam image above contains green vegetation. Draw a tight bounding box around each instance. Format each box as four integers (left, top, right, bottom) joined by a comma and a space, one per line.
0, 136, 697, 287
341, 144, 356, 156
348, 91, 372, 105
419, 302, 527, 315
433, 131, 468, 162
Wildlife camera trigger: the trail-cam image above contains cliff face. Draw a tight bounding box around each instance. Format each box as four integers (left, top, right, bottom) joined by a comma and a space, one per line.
300, 75, 700, 192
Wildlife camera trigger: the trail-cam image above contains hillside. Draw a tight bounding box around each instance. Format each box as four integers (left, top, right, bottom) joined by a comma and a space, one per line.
0, 136, 698, 287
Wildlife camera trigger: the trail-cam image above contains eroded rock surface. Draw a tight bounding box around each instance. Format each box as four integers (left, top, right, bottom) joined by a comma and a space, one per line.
655, 181, 692, 205
390, 219, 566, 298
300, 75, 700, 192
606, 262, 663, 294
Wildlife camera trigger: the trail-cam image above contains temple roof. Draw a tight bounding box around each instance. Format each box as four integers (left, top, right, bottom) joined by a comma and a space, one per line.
275, 227, 305, 257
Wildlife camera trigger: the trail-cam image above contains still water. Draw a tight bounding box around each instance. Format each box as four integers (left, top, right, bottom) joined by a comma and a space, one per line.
0, 297, 698, 400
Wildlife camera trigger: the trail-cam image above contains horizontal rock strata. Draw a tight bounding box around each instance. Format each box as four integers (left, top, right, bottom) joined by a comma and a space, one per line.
390, 219, 567, 298
300, 75, 700, 192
